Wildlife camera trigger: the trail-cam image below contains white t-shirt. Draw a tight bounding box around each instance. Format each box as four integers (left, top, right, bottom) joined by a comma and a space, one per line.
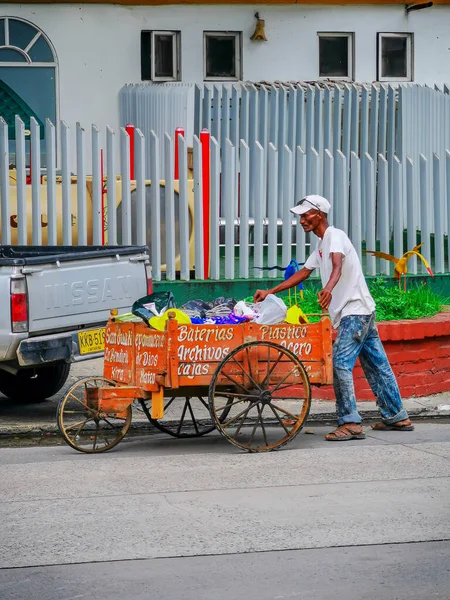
304, 226, 375, 328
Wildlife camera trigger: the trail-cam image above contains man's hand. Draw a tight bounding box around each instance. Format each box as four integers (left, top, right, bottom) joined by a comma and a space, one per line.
254, 289, 271, 303
318, 289, 332, 310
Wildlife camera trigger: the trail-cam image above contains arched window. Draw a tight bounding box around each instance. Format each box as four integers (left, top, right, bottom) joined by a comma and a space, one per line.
0, 17, 58, 166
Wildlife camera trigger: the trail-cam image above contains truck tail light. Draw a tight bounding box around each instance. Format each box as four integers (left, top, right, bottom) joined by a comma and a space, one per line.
11, 279, 28, 333
145, 264, 153, 295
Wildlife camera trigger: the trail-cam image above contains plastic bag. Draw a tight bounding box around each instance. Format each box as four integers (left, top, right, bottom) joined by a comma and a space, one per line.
234, 300, 258, 319
254, 294, 287, 325
132, 291, 176, 325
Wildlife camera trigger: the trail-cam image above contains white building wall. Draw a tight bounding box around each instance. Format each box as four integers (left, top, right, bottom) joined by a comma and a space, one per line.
1, 3, 449, 147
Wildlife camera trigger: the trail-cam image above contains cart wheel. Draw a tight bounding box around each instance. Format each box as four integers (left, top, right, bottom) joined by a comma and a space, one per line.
209, 341, 311, 452
138, 396, 229, 438
57, 377, 132, 453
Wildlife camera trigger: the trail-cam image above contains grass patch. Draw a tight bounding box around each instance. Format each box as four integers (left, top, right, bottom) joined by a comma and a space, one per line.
278, 278, 446, 322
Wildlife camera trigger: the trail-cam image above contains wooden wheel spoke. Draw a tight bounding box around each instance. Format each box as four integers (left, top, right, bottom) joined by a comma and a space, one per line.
222, 401, 258, 429
234, 407, 251, 437
164, 397, 176, 411
257, 404, 269, 447
215, 397, 248, 412
270, 382, 303, 393
220, 371, 250, 394
197, 396, 209, 411
270, 366, 300, 394
93, 424, 99, 450
177, 399, 190, 435
240, 347, 262, 391
269, 396, 306, 401
246, 409, 261, 448
102, 417, 124, 433
261, 351, 284, 388
70, 418, 90, 440
64, 418, 91, 432
268, 404, 291, 435
269, 403, 299, 422
220, 392, 256, 399
186, 399, 200, 435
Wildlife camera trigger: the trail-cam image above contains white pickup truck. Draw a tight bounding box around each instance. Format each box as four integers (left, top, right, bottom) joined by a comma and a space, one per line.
0, 245, 151, 402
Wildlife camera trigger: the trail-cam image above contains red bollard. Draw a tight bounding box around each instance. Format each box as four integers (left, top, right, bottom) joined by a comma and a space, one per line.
125, 124, 135, 180
200, 129, 210, 279
174, 127, 184, 180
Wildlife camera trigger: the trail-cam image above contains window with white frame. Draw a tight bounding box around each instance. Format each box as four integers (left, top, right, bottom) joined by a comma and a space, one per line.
318, 33, 354, 79
204, 32, 241, 81
377, 33, 413, 81
141, 31, 180, 81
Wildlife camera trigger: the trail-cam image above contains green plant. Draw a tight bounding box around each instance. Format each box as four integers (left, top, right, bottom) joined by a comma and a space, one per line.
280, 278, 445, 322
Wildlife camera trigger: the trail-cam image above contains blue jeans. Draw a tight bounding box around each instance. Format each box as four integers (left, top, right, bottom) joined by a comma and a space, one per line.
333, 313, 409, 426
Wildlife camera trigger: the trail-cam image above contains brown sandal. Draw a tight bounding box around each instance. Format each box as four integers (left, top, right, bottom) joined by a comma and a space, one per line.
371, 420, 414, 431
325, 424, 366, 441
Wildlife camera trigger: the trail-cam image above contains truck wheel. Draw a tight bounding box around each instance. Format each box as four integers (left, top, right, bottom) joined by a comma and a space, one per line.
0, 363, 71, 403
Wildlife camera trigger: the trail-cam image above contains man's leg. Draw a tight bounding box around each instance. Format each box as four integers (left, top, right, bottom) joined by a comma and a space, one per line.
331, 315, 372, 426
358, 315, 411, 427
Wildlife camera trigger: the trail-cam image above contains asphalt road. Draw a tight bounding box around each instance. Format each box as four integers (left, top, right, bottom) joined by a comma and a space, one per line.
1, 423, 450, 600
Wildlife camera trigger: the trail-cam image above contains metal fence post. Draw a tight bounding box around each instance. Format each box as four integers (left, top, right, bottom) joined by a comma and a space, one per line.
342, 84, 351, 162
406, 157, 417, 273
350, 152, 362, 262
282, 145, 294, 269
163, 133, 176, 279
323, 149, 334, 226
323, 84, 333, 153
253, 142, 265, 278
76, 123, 87, 245
135, 128, 146, 247
433, 153, 445, 273
239, 140, 250, 279
120, 127, 132, 247
30, 117, 41, 246
91, 125, 103, 246
334, 150, 348, 234
378, 154, 390, 275
223, 139, 235, 280
193, 135, 204, 280
61, 121, 72, 246
295, 147, 306, 263
106, 127, 117, 245
178, 134, 190, 281
364, 153, 376, 275
15, 116, 27, 245
0, 118, 10, 244
267, 143, 278, 278
419, 154, 431, 265
393, 156, 403, 261
45, 119, 57, 246
210, 136, 221, 280
149, 130, 162, 280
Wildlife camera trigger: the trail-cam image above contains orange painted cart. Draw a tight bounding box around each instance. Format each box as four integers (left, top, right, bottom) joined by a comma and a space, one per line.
57, 311, 332, 453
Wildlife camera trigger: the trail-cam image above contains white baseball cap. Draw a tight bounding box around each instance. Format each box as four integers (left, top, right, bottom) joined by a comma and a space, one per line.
290, 194, 331, 216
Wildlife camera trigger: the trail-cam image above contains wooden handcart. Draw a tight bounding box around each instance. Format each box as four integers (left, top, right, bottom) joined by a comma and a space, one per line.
57, 311, 332, 453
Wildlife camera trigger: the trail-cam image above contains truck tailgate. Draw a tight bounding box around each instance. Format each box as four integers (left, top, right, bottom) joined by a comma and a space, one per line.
25, 254, 147, 334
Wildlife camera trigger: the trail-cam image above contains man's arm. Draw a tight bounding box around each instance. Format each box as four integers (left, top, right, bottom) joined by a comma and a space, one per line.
254, 267, 313, 303
317, 252, 343, 309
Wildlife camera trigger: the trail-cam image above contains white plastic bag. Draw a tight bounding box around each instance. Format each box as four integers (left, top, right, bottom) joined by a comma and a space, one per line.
254, 294, 287, 325
234, 300, 258, 319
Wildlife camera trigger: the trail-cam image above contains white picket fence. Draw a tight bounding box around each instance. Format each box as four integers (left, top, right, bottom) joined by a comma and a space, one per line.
0, 114, 449, 281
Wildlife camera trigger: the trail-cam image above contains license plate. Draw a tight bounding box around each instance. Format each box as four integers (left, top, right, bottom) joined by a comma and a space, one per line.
78, 328, 106, 355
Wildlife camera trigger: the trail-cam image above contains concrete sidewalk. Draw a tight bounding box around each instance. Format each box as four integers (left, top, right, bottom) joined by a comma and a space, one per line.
1, 358, 450, 436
